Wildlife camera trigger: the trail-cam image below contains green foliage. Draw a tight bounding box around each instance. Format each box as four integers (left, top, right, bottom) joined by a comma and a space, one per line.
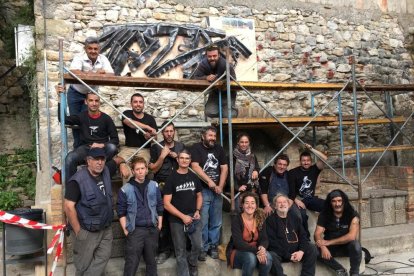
0, 146, 36, 210
0, 191, 21, 211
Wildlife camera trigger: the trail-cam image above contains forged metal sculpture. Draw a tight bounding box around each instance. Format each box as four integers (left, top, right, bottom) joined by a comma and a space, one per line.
98, 23, 252, 77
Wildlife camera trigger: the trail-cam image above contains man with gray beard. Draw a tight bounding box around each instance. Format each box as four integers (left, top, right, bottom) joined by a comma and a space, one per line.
266, 194, 317, 276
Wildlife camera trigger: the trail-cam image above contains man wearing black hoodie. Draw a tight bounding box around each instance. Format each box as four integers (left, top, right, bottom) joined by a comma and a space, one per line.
191, 44, 237, 118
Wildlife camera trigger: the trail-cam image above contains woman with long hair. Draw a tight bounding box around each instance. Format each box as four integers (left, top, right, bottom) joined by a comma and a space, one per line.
226, 192, 272, 276
233, 133, 260, 210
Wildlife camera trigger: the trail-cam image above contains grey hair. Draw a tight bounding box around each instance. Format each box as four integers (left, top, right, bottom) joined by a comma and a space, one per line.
84, 36, 99, 45
272, 193, 289, 206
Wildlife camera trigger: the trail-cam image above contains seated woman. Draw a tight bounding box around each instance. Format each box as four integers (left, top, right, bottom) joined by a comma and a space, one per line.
226, 192, 272, 276
233, 133, 260, 211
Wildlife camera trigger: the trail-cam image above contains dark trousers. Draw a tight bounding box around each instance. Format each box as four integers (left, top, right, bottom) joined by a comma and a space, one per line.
67, 86, 87, 148
205, 89, 237, 118
158, 210, 173, 253
65, 143, 118, 182
123, 226, 159, 276
302, 196, 325, 212
170, 221, 202, 276
270, 244, 317, 276
317, 240, 362, 274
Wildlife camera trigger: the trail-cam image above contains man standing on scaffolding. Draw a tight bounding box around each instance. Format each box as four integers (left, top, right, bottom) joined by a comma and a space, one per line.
191, 44, 238, 118
118, 93, 158, 178
191, 126, 228, 261
67, 36, 114, 148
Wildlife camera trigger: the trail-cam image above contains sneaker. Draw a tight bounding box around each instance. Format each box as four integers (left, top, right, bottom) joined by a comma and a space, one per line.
156, 251, 170, 264
198, 251, 207, 261
208, 245, 219, 259
335, 269, 348, 276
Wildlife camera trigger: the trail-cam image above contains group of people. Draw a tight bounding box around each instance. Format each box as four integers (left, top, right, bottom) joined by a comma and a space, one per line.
59, 36, 362, 276
228, 134, 361, 276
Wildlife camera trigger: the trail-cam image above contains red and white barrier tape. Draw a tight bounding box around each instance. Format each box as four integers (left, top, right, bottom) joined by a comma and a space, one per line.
0, 210, 65, 276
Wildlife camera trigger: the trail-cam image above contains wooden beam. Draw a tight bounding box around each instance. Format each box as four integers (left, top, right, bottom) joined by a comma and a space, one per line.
213, 116, 407, 128
329, 145, 414, 155
327, 116, 406, 126
63, 73, 414, 92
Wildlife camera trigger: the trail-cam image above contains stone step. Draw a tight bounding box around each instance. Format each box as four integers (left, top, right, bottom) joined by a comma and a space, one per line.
361, 222, 414, 256
61, 255, 364, 276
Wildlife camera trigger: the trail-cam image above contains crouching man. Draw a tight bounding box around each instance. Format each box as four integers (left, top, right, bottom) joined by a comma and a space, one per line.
266, 194, 317, 276
314, 189, 362, 276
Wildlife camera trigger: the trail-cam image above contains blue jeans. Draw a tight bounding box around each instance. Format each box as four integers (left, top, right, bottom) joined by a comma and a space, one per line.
233, 251, 273, 276
170, 221, 202, 276
67, 86, 87, 148
65, 143, 118, 182
201, 188, 223, 252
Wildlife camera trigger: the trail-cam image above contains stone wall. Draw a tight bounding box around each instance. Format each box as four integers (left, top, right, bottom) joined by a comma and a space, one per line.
0, 0, 32, 154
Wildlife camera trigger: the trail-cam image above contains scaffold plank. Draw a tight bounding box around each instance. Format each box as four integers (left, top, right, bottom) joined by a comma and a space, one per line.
214, 116, 407, 128
328, 117, 406, 126
329, 145, 414, 155
63, 74, 414, 92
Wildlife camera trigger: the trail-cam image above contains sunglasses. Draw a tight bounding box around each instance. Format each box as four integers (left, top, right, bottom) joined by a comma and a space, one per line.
285, 230, 298, 243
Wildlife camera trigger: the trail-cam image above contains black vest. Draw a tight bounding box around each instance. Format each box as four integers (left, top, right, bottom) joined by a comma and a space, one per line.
70, 167, 113, 232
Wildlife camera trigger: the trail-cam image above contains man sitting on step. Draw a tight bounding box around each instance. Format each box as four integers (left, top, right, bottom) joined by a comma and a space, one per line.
314, 189, 362, 276
57, 88, 119, 183
266, 194, 317, 276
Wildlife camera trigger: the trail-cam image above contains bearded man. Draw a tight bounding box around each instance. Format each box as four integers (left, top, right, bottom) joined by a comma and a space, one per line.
314, 189, 362, 276
190, 126, 228, 261
191, 44, 237, 118
266, 194, 317, 276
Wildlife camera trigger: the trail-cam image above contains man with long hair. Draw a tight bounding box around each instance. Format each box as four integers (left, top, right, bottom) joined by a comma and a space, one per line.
266, 194, 317, 276
314, 189, 362, 276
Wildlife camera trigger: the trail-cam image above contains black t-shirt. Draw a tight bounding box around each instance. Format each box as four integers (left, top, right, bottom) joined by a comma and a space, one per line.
190, 142, 228, 186
317, 209, 359, 240
288, 164, 321, 199
58, 107, 119, 146
163, 170, 202, 223
65, 160, 117, 202
150, 141, 185, 182
122, 110, 157, 148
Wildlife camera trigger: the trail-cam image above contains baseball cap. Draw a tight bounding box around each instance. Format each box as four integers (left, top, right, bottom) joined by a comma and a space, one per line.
87, 148, 106, 158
